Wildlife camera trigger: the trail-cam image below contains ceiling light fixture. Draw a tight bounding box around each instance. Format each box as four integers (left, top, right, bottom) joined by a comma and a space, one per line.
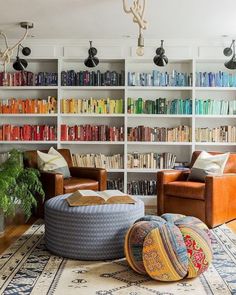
84, 41, 99, 68
0, 21, 33, 84
153, 40, 168, 67
224, 39, 236, 70
122, 0, 147, 56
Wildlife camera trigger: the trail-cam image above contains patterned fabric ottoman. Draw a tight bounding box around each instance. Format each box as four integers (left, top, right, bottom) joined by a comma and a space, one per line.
45, 194, 144, 260
125, 214, 213, 281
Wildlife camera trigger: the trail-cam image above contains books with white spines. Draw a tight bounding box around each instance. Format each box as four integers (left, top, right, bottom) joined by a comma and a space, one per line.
66, 190, 136, 207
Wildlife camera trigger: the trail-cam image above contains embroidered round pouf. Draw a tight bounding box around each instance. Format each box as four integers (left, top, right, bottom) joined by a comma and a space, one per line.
125, 214, 213, 281
45, 194, 144, 260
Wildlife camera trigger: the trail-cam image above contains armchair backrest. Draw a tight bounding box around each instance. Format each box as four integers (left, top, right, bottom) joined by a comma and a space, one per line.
190, 151, 236, 173
24, 148, 73, 169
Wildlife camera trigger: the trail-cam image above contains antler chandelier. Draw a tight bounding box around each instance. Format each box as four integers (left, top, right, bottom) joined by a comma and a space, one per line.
0, 22, 33, 85
122, 0, 148, 56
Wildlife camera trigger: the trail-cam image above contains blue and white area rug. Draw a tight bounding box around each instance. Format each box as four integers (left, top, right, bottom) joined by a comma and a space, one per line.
0, 220, 236, 295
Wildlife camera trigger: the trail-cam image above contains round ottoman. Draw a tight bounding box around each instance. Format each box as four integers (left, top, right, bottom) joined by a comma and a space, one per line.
45, 194, 144, 260
125, 214, 213, 281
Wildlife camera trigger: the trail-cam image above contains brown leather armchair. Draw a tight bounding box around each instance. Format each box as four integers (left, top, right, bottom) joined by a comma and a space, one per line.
157, 151, 236, 228
24, 149, 107, 217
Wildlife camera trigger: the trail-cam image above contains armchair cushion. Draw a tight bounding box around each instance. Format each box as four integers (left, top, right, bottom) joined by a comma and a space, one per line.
187, 151, 229, 182
164, 181, 205, 200
37, 147, 71, 178
64, 177, 99, 193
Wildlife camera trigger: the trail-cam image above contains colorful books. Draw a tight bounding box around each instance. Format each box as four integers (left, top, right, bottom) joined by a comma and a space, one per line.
61, 124, 124, 141
61, 70, 125, 86
127, 125, 191, 142
0, 96, 57, 114
195, 71, 236, 87
0, 125, 57, 141
61, 97, 123, 114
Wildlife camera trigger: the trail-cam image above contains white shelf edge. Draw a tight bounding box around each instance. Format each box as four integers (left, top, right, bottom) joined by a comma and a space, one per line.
0, 141, 58, 144
195, 87, 236, 91
126, 86, 192, 90
195, 142, 236, 146
195, 115, 236, 118
127, 141, 192, 145
60, 113, 125, 117
60, 141, 125, 145
107, 169, 124, 172
127, 168, 170, 173
0, 114, 58, 117
127, 114, 192, 118
60, 86, 125, 90
0, 86, 58, 90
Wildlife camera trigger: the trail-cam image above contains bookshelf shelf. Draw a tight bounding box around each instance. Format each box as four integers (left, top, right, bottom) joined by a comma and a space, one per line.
1, 56, 236, 204
127, 168, 170, 173
0, 114, 58, 117
60, 141, 125, 145
127, 141, 192, 146
0, 141, 58, 144
127, 114, 192, 118
60, 114, 125, 117
60, 86, 125, 90
126, 86, 192, 91
0, 86, 58, 90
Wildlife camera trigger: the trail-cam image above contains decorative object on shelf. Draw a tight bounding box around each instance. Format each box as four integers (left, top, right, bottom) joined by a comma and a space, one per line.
153, 40, 168, 67
122, 0, 147, 56
84, 41, 99, 68
223, 39, 236, 70
13, 44, 31, 71
125, 214, 212, 281
0, 22, 33, 85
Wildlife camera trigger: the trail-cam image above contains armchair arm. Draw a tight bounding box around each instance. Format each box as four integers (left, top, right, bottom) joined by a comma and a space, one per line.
157, 170, 190, 215
205, 173, 236, 227
40, 171, 64, 198
69, 167, 107, 190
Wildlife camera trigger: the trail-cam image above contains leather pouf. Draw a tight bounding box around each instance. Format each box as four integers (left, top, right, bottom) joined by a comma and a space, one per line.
124, 214, 213, 281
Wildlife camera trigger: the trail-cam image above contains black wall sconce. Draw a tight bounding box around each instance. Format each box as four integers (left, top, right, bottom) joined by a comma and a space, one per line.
223, 40, 236, 70
153, 40, 168, 67
13, 44, 31, 71
84, 41, 99, 68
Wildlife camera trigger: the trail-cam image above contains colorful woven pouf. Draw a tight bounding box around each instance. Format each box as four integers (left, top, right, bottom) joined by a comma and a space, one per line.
124, 214, 213, 281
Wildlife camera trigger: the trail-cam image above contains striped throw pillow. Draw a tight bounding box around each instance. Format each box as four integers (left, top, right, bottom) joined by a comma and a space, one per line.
37, 147, 71, 178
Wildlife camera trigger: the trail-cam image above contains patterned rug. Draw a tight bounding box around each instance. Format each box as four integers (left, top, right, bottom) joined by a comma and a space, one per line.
0, 220, 236, 295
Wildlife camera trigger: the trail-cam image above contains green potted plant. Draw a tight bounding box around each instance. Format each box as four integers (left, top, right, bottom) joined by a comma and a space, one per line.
0, 149, 44, 234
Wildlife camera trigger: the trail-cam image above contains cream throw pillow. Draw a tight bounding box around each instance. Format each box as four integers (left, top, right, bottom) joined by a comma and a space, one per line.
37, 147, 71, 178
188, 151, 229, 182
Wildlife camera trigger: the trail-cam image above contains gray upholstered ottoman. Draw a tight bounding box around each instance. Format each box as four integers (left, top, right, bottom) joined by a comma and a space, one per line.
45, 194, 144, 260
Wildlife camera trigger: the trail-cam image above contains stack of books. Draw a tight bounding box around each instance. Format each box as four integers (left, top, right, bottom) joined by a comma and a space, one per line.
195, 99, 236, 115
0, 97, 57, 114
127, 180, 157, 195
61, 70, 125, 86
107, 179, 124, 192
195, 126, 236, 142
72, 153, 123, 169
0, 125, 57, 141
127, 97, 192, 114
61, 124, 124, 141
196, 71, 236, 87
127, 125, 191, 142
127, 152, 176, 169
61, 97, 123, 114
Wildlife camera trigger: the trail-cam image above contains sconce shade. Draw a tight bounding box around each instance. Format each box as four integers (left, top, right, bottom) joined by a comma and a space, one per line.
22, 46, 31, 56
224, 55, 236, 70
153, 40, 168, 67
153, 55, 168, 67
84, 41, 99, 68
84, 56, 99, 68
13, 57, 28, 71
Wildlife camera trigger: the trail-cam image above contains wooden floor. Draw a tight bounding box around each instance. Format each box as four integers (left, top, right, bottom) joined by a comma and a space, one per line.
0, 217, 236, 255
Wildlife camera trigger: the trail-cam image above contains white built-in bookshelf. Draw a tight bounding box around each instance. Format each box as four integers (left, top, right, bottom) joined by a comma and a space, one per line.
1, 57, 236, 206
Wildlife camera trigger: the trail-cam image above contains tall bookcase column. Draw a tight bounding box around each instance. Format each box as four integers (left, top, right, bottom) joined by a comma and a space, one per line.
59, 58, 126, 191
195, 59, 236, 153
0, 58, 59, 152
125, 58, 193, 206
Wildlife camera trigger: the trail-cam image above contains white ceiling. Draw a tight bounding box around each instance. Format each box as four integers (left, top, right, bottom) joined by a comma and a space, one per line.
0, 0, 236, 40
